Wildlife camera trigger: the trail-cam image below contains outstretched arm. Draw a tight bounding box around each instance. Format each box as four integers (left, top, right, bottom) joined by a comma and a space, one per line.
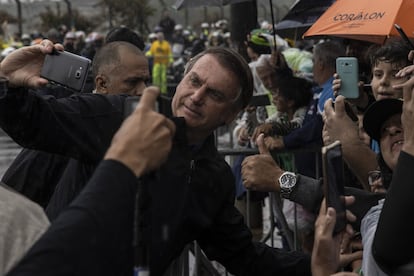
372, 73, 414, 274
323, 96, 377, 190
7, 87, 175, 276
0, 40, 63, 88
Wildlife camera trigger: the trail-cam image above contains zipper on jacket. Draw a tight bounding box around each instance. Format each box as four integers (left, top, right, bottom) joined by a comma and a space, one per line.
187, 159, 195, 184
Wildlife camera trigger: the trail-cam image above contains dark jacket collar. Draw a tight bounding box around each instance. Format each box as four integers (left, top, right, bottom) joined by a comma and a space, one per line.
171, 117, 218, 160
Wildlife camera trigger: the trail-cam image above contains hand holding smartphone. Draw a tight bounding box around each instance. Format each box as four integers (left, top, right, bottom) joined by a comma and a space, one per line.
336, 57, 359, 99
248, 94, 271, 107
123, 95, 171, 118
40, 50, 91, 92
331, 101, 358, 122
322, 140, 346, 234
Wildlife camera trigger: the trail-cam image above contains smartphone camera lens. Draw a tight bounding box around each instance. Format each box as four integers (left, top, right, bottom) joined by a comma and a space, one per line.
75, 70, 82, 79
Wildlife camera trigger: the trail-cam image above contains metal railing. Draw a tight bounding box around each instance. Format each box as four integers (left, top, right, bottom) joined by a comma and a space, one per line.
217, 145, 321, 251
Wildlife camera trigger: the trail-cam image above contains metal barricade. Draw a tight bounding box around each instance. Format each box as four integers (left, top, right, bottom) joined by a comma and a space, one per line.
217, 145, 321, 252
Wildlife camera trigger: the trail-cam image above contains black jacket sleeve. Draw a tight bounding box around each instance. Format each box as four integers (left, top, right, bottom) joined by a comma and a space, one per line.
0, 87, 126, 162
283, 114, 324, 149
291, 174, 385, 230
372, 151, 414, 274
2, 149, 69, 208
7, 160, 137, 276
199, 199, 312, 276
197, 164, 312, 276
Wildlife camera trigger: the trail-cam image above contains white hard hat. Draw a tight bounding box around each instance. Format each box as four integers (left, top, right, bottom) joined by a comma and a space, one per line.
1, 47, 16, 58
211, 31, 221, 37
260, 21, 271, 30
75, 30, 85, 38
21, 33, 31, 40
65, 31, 76, 39
174, 24, 183, 31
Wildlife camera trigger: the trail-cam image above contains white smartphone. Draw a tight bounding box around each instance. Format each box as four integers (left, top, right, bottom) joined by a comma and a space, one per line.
322, 140, 346, 234
336, 57, 359, 99
40, 51, 91, 92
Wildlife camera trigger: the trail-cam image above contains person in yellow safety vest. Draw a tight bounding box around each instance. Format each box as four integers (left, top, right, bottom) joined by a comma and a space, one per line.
146, 32, 173, 95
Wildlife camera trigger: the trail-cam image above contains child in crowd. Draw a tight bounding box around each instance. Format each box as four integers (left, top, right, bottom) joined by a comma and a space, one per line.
332, 38, 411, 190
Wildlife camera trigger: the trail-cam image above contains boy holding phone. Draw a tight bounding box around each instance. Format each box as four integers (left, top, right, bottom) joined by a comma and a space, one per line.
329, 39, 412, 189
333, 39, 411, 104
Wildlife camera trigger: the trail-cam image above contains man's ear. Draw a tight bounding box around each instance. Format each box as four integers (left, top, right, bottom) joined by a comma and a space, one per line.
95, 74, 108, 94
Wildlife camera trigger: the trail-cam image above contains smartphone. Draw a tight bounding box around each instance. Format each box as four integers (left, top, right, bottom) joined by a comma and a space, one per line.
336, 57, 359, 99
248, 94, 271, 107
124, 96, 141, 118
394, 24, 414, 50
40, 51, 91, 92
322, 140, 346, 234
123, 95, 171, 118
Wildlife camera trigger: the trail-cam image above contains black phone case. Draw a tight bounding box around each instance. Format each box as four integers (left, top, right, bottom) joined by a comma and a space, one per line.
322, 140, 347, 234
248, 94, 271, 107
40, 51, 91, 92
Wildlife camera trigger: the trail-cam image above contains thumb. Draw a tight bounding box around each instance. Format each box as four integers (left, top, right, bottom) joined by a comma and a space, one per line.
257, 133, 271, 155
138, 86, 160, 111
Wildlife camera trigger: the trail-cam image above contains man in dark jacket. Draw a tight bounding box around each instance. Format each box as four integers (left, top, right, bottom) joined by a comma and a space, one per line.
6, 86, 176, 276
1, 41, 149, 210
0, 40, 311, 275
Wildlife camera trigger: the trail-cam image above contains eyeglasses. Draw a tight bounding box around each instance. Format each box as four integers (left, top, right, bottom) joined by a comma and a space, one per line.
368, 170, 382, 186
188, 73, 241, 105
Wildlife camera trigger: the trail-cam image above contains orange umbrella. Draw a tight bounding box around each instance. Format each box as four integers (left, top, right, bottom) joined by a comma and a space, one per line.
303, 0, 414, 44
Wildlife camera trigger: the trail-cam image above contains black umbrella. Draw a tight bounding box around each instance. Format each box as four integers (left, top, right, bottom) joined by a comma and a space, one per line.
173, 0, 253, 10
275, 0, 335, 40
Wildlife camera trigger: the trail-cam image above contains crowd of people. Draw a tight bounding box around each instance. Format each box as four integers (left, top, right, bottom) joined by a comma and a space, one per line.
0, 9, 414, 276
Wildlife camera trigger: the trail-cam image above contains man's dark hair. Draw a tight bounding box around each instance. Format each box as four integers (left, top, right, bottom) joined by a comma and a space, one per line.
184, 47, 253, 110
92, 41, 143, 78
313, 40, 345, 71
105, 27, 145, 51
276, 76, 313, 109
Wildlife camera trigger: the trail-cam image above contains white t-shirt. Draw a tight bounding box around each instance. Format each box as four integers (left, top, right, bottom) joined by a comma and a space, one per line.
0, 183, 50, 274
361, 199, 388, 276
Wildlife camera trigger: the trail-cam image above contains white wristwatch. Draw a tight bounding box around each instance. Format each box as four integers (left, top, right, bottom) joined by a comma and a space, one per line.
279, 172, 297, 198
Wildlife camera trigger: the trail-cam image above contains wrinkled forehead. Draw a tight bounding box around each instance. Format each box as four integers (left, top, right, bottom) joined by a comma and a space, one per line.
189, 54, 238, 81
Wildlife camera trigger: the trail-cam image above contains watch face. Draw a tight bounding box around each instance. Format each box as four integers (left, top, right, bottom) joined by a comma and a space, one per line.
281, 173, 296, 188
